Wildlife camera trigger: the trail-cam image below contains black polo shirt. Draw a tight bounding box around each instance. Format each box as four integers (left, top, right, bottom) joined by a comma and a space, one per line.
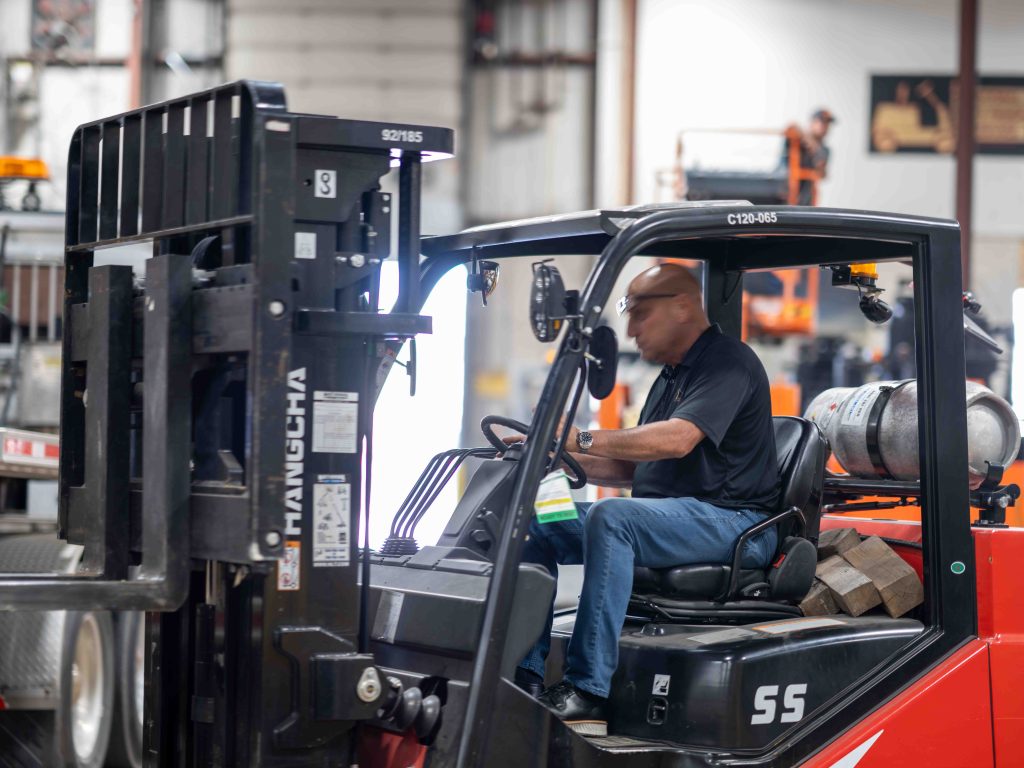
631, 324, 780, 512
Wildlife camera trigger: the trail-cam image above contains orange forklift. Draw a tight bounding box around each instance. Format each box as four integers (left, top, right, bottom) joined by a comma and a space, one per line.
0, 82, 1019, 767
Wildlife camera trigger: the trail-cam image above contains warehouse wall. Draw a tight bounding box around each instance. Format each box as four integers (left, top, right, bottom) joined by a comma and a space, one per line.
634, 0, 1024, 324
0, 0, 134, 210
226, 0, 463, 235
226, 0, 467, 546
461, 0, 597, 223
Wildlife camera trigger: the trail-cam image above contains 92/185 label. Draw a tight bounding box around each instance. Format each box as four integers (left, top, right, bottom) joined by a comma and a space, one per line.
727, 211, 778, 225
382, 128, 423, 143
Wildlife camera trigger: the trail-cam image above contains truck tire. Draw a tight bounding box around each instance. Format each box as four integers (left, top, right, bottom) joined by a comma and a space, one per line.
55, 611, 115, 768
104, 612, 144, 768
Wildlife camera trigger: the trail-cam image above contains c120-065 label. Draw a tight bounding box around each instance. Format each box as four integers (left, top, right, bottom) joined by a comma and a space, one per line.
382, 128, 423, 143
727, 211, 778, 225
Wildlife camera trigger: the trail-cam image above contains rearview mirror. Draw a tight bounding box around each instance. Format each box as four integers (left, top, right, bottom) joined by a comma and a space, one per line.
587, 326, 619, 400
467, 259, 500, 305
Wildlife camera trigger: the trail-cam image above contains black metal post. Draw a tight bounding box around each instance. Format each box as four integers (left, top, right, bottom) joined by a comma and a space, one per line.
396, 153, 422, 313
956, 0, 978, 287
79, 265, 133, 578
704, 260, 743, 338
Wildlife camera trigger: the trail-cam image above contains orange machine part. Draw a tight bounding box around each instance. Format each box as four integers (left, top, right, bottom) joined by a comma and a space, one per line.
0, 156, 49, 180
784, 126, 822, 206
803, 640, 994, 767
597, 383, 630, 499
743, 267, 818, 340
810, 517, 1024, 766
770, 381, 801, 417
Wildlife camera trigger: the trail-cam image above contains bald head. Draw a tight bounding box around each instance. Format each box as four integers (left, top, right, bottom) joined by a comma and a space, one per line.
628, 263, 702, 302
624, 263, 709, 366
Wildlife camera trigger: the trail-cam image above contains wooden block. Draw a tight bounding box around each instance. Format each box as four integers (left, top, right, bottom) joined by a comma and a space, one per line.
799, 579, 839, 617
815, 555, 882, 617
842, 536, 924, 618
817, 527, 861, 560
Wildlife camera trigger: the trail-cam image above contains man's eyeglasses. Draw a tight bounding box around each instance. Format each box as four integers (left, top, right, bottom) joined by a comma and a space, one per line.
615, 293, 680, 316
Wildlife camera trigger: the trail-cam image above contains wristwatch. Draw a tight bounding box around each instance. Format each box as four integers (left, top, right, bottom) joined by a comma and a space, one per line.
576, 430, 593, 453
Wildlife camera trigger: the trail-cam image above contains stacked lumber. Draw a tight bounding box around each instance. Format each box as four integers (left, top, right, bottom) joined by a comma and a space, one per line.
799, 529, 923, 618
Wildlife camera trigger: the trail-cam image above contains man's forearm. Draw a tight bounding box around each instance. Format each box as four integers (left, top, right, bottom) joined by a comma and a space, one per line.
574, 420, 703, 462
570, 454, 635, 488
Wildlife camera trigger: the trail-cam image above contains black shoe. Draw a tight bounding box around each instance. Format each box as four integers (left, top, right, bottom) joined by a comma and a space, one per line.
537, 680, 608, 736
513, 667, 545, 698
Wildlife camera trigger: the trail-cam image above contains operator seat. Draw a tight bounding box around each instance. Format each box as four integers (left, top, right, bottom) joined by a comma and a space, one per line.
629, 416, 827, 623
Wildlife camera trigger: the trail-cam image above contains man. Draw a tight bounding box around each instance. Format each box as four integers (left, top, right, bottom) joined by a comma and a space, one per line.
782, 108, 836, 204
515, 263, 780, 736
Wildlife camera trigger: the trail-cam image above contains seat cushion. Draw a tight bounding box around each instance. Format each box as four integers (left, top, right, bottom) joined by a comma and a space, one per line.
633, 564, 767, 600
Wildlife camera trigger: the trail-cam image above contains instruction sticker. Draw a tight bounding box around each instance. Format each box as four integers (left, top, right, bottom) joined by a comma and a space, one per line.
313, 475, 350, 567
688, 627, 757, 645
312, 391, 359, 454
841, 388, 879, 427
652, 674, 671, 695
277, 541, 301, 591
294, 231, 316, 259
534, 470, 578, 524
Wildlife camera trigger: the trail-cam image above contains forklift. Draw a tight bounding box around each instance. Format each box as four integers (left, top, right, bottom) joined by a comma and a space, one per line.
0, 81, 1019, 767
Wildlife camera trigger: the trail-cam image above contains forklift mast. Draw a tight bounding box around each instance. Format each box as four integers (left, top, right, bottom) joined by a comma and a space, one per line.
0, 80, 452, 764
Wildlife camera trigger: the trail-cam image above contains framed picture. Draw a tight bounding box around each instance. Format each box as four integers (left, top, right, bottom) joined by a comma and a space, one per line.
870, 74, 1024, 155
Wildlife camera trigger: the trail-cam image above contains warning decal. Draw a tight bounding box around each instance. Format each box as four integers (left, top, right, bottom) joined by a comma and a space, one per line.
277, 541, 301, 591
312, 391, 359, 454
313, 476, 350, 567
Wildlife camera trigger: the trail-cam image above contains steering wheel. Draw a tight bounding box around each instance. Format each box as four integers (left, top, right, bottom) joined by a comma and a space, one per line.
480, 415, 587, 490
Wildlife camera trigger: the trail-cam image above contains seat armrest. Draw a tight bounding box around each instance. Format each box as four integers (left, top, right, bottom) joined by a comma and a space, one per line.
719, 506, 805, 602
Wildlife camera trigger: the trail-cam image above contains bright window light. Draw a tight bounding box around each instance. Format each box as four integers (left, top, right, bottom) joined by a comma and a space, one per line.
370, 262, 468, 549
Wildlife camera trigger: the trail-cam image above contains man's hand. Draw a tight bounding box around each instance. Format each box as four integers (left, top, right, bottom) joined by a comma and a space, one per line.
500, 414, 577, 449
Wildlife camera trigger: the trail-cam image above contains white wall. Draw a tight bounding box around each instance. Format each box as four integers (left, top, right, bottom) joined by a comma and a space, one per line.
1, 0, 135, 211
461, 0, 597, 223
634, 0, 1024, 231
226, 0, 464, 234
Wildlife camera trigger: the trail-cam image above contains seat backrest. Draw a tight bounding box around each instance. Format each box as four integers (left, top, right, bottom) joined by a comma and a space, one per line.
773, 416, 828, 543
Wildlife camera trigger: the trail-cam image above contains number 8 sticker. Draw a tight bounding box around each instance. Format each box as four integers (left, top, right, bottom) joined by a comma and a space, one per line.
315, 169, 337, 199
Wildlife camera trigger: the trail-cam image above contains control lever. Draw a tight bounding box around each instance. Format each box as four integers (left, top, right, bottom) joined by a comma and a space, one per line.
376, 676, 443, 743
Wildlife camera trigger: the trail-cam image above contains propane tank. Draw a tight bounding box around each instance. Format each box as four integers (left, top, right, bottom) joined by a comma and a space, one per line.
803, 380, 1021, 488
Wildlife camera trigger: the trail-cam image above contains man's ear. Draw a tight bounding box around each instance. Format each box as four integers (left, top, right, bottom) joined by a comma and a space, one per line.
673, 294, 696, 319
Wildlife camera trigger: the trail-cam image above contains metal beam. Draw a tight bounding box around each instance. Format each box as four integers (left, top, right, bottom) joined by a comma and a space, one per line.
956, 0, 978, 288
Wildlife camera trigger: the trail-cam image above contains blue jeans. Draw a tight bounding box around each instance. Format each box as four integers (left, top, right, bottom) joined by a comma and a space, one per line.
518, 497, 778, 697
